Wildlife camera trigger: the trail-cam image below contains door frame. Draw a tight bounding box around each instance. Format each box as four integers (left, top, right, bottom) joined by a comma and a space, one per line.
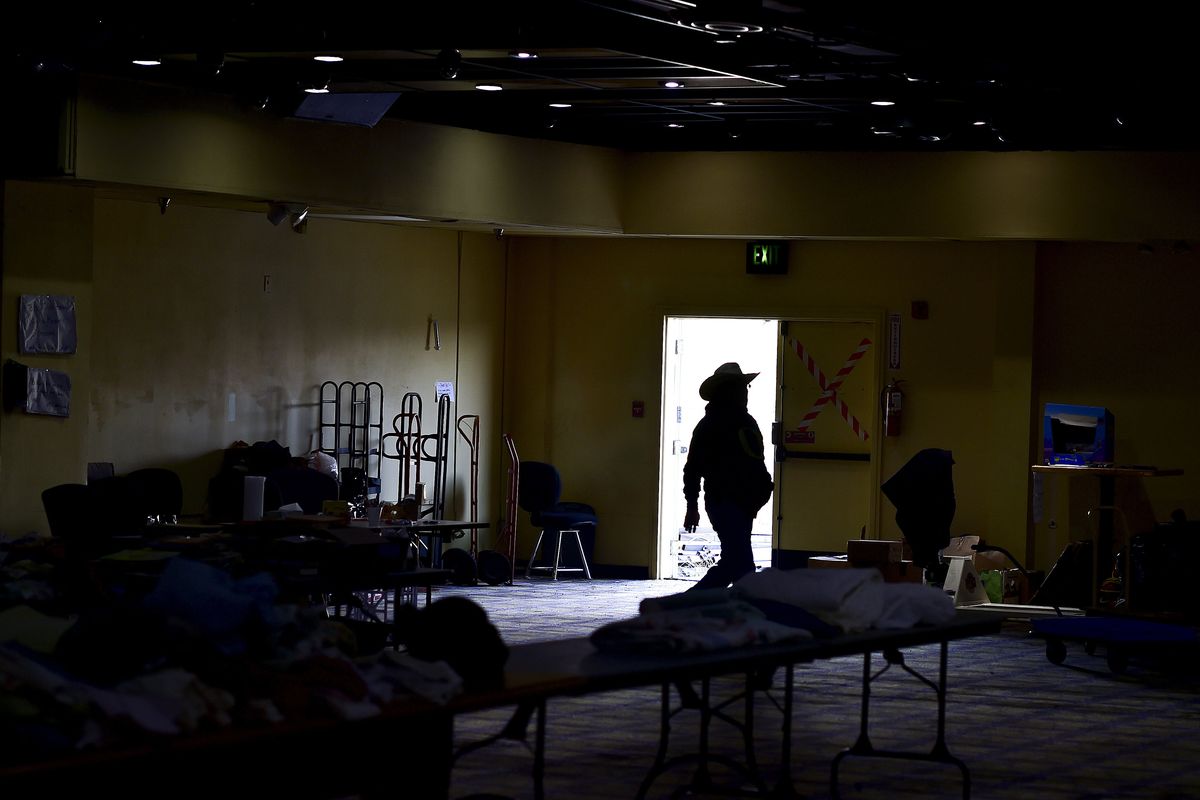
656, 315, 779, 579
653, 306, 887, 578
772, 313, 886, 560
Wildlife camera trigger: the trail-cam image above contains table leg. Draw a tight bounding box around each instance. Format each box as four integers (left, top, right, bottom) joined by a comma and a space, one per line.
776, 663, 796, 797
831, 643, 971, 800
1094, 475, 1116, 606
534, 699, 546, 800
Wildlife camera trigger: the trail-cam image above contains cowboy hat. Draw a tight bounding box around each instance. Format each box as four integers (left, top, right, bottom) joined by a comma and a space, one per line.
699, 362, 759, 400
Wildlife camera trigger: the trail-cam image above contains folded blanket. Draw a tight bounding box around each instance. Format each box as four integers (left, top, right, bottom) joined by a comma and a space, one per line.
733, 568, 955, 632
876, 582, 956, 629
734, 568, 885, 632
590, 600, 811, 655
639, 587, 733, 615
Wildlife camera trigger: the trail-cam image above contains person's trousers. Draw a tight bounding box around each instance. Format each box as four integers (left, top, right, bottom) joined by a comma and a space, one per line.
691, 499, 755, 590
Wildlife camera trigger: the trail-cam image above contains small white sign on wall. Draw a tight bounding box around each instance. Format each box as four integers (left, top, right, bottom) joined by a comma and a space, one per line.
435, 381, 455, 402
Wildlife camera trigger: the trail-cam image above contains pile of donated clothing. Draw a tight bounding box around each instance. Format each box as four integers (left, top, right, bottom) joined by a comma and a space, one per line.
0, 550, 506, 767
590, 567, 955, 655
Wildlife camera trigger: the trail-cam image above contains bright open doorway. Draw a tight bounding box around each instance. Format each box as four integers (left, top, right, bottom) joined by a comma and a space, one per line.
658, 317, 778, 580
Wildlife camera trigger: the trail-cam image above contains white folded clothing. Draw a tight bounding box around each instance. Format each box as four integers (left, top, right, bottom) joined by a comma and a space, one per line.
876, 583, 956, 629
734, 568, 885, 632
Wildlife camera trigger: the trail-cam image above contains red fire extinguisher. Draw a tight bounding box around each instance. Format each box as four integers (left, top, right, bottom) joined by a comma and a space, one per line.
882, 379, 905, 437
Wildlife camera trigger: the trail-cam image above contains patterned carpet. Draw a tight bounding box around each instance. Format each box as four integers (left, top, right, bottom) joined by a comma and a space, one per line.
433, 578, 1200, 800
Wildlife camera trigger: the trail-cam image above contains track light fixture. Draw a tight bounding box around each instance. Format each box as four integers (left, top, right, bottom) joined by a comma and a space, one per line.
197, 50, 225, 77
266, 202, 309, 227
437, 48, 462, 79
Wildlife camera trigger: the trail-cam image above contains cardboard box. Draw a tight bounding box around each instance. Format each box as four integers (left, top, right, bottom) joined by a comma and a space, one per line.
847, 539, 903, 567
1001, 569, 1031, 604
879, 560, 925, 584
808, 555, 851, 570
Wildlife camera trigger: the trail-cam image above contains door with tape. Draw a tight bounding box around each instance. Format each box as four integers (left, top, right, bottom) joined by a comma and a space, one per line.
775, 319, 881, 555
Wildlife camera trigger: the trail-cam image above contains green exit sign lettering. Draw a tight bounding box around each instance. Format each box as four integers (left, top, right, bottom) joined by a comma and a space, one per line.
746, 241, 788, 275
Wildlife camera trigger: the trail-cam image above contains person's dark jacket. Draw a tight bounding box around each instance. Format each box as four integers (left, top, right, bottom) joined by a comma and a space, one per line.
880, 448, 956, 570
683, 402, 773, 516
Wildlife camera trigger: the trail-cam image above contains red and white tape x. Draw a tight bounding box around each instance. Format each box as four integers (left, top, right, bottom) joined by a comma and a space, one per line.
788, 337, 872, 441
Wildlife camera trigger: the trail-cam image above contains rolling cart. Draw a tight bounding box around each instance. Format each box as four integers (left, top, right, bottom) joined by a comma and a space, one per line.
975, 544, 1200, 674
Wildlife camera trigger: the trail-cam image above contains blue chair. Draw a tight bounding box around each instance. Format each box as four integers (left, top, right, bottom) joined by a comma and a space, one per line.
520, 461, 596, 580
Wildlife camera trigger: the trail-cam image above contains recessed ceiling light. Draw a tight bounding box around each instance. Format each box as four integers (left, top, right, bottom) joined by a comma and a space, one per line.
667, 122, 685, 128
131, 58, 161, 67
304, 84, 330, 94
871, 100, 895, 106
549, 102, 572, 108
708, 100, 725, 106
972, 120, 987, 126
691, 21, 764, 34
475, 83, 503, 91
663, 81, 685, 89
510, 50, 538, 59
714, 38, 738, 44
313, 55, 343, 63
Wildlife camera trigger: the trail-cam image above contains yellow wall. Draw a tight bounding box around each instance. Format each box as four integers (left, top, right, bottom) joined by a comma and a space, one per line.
0, 182, 95, 531
1031, 242, 1200, 568
503, 238, 1036, 567
1, 181, 507, 539
623, 151, 1200, 240
72, 77, 626, 234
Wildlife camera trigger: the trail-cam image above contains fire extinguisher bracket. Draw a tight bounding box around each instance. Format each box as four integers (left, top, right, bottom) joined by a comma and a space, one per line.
883, 379, 905, 437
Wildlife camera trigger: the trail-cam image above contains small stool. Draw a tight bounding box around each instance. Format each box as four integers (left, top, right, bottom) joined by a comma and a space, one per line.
526, 528, 592, 580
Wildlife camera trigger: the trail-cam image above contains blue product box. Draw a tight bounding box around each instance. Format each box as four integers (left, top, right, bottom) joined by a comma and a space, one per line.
1043, 403, 1114, 465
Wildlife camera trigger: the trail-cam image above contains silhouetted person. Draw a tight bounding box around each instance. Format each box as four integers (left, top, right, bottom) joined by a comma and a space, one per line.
683, 363, 774, 590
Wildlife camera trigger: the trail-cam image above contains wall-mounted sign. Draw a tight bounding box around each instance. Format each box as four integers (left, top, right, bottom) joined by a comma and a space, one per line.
745, 241, 788, 275
888, 313, 902, 370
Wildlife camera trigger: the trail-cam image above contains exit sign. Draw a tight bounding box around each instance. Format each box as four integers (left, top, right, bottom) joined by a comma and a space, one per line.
746, 241, 788, 275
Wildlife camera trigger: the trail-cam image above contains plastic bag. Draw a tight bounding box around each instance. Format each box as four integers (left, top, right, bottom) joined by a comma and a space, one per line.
307, 449, 339, 480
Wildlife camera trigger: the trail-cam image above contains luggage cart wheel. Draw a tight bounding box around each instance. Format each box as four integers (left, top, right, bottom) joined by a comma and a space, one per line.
1106, 648, 1129, 675
1084, 641, 1097, 656
1046, 638, 1067, 665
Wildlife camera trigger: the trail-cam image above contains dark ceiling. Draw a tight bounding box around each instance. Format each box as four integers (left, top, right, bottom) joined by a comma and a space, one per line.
6, 2, 1200, 152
